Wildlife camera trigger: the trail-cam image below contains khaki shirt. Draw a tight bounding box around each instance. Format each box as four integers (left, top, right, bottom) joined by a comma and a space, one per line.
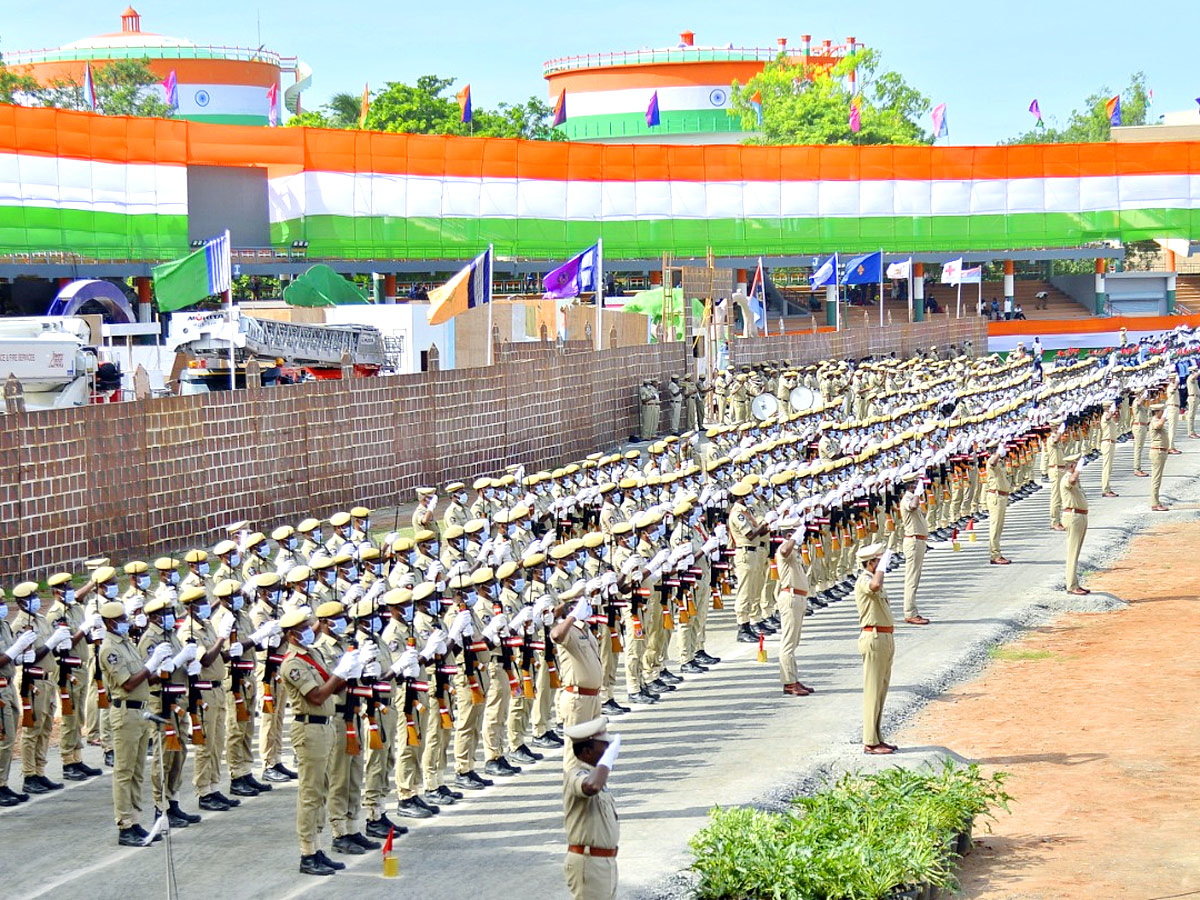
11, 610, 56, 681
1150, 418, 1167, 449
854, 571, 894, 629
281, 643, 336, 717
985, 455, 1012, 493
775, 544, 809, 594
555, 623, 603, 691
728, 501, 757, 549
563, 761, 619, 849
900, 493, 927, 538
138, 622, 185, 716
181, 616, 225, 682
99, 631, 151, 703
443, 502, 469, 531
1060, 474, 1088, 513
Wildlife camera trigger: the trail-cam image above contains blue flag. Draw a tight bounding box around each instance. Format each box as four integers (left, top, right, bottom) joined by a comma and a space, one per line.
841, 251, 882, 285
646, 91, 660, 128
809, 254, 839, 288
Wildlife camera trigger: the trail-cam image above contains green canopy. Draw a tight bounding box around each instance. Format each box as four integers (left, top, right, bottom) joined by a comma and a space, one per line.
622, 287, 704, 341
283, 264, 369, 307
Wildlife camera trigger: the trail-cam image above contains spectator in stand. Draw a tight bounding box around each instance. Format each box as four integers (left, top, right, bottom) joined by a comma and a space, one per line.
990, 298, 1001, 319
1035, 290, 1049, 310
977, 296, 986, 317
1003, 296, 1014, 320
1012, 303, 1026, 320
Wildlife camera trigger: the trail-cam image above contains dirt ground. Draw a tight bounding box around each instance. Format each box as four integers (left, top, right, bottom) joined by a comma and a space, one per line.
899, 520, 1200, 900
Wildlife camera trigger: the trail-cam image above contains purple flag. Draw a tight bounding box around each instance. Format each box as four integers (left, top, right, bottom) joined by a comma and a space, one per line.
646, 91, 660, 127
1029, 98, 1042, 123
542, 243, 599, 300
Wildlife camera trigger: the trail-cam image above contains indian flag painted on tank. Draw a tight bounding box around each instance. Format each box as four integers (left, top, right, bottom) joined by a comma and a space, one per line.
4, 105, 1200, 261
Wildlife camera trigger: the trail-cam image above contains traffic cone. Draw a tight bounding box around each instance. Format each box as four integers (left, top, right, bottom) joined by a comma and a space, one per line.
756, 632, 768, 664
967, 519, 976, 542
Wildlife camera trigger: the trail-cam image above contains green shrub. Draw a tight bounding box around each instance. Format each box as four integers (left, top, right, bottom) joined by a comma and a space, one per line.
689, 759, 1011, 900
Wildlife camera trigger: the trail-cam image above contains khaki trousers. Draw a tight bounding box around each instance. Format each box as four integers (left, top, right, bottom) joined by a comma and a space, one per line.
858, 631, 894, 747
0, 685, 17, 788
777, 590, 806, 686
85, 661, 112, 751
363, 703, 396, 820
395, 692, 424, 800
620, 607, 647, 695
420, 687, 447, 791
328, 723, 365, 837
452, 670, 486, 774
1064, 510, 1087, 591
531, 650, 555, 735
643, 597, 667, 680
482, 659, 512, 760
987, 493, 1007, 559
1133, 424, 1148, 470
292, 719, 334, 855
60, 674, 84, 764
151, 709, 187, 808
564, 851, 618, 900
1048, 468, 1064, 526
733, 548, 764, 625
1150, 448, 1167, 506
1100, 439, 1115, 493
111, 705, 152, 829
258, 662, 284, 770
225, 676, 256, 780
193, 685, 226, 796
902, 536, 926, 619
21, 679, 56, 776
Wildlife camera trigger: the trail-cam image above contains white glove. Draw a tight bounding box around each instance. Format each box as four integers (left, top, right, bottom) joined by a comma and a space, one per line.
216, 616, 234, 640
359, 639, 379, 663
1075, 456, 1086, 473
879, 549, 893, 573
227, 641, 243, 658
363, 660, 382, 678
597, 732, 622, 770
45, 625, 73, 652
249, 620, 277, 646
186, 659, 202, 677
482, 615, 507, 643
509, 606, 532, 630
4, 630, 37, 660
342, 584, 364, 606
447, 610, 469, 643
83, 611, 103, 632
569, 598, 593, 623
144, 643, 173, 673
421, 630, 445, 659
172, 644, 198, 669
532, 596, 551, 619
391, 647, 420, 677
332, 649, 362, 680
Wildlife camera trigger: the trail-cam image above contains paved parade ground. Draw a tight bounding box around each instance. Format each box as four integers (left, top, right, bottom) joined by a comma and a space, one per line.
4, 436, 1196, 900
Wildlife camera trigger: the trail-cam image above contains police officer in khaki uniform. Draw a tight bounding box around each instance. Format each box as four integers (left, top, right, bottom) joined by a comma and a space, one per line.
10, 581, 72, 794
985, 443, 1013, 565
1, 588, 37, 806
180, 584, 236, 811
99, 600, 174, 845
1149, 404, 1170, 511
46, 572, 101, 781
774, 521, 813, 697
562, 716, 622, 900
552, 583, 605, 772
855, 543, 897, 755
279, 607, 362, 876
1060, 455, 1090, 594
898, 474, 931, 625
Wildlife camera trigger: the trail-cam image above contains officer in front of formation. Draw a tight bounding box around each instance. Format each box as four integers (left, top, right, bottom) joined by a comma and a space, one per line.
562, 716, 622, 900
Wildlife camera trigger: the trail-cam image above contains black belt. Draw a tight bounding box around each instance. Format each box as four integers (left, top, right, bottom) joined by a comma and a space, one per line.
111, 699, 145, 709
295, 714, 329, 725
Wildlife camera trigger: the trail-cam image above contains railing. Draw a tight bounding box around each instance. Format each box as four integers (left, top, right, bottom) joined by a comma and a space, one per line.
4, 44, 287, 66
543, 46, 786, 75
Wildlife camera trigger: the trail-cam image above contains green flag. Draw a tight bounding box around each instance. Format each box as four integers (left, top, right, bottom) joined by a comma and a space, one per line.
283, 264, 369, 307
152, 233, 230, 312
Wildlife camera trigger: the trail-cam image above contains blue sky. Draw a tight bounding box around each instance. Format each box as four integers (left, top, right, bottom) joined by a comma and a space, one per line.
4, 1, 1197, 144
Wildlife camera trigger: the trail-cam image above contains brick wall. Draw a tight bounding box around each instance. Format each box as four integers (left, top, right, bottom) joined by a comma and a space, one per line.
728, 316, 987, 367
1, 318, 974, 578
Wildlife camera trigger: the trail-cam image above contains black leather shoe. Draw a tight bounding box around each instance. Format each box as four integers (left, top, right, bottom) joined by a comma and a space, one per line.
198, 793, 231, 812
424, 789, 452, 807
299, 853, 336, 876
229, 777, 259, 797
0, 790, 20, 807
755, 620, 777, 635
366, 815, 405, 838
22, 777, 50, 795
810, 595, 828, 608
642, 682, 662, 697
435, 784, 463, 801
0, 785, 28, 803
211, 791, 239, 808
76, 762, 102, 777
104, 750, 114, 767
600, 699, 627, 717
169, 801, 201, 824
161, 806, 190, 828
767, 614, 781, 628
271, 762, 299, 780
397, 797, 434, 818
530, 731, 563, 749
262, 766, 291, 783
468, 771, 493, 787
131, 823, 161, 843
695, 651, 721, 665
348, 831, 381, 850
40, 774, 64, 790
453, 772, 485, 791
483, 757, 521, 777
416, 794, 443, 813
628, 689, 658, 705
659, 669, 683, 685
315, 850, 345, 870
332, 835, 367, 855
649, 678, 676, 693
62, 763, 89, 781
680, 661, 707, 674
245, 774, 272, 793
118, 827, 148, 847
736, 623, 758, 643
510, 743, 543, 763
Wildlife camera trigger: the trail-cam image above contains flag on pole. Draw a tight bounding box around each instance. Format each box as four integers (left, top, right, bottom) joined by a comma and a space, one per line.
959, 266, 982, 284
82, 62, 96, 112
1105, 95, 1121, 126
646, 91, 660, 127
841, 251, 882, 285
1029, 98, 1043, 126
748, 258, 767, 331
886, 258, 912, 280
358, 83, 370, 128
932, 102, 948, 139
152, 232, 231, 312
849, 94, 862, 133
552, 90, 567, 127
427, 248, 492, 325
542, 243, 600, 300
382, 826, 394, 857
940, 257, 964, 286
809, 254, 839, 288
267, 83, 279, 126
749, 90, 763, 125
162, 70, 178, 109
457, 85, 472, 124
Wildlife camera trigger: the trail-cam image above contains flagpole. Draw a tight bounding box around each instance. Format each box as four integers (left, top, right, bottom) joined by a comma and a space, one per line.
758, 257, 767, 337
224, 229, 235, 391
487, 244, 495, 366
956, 279, 962, 319
595, 237, 604, 352
878, 248, 884, 329
907, 258, 914, 324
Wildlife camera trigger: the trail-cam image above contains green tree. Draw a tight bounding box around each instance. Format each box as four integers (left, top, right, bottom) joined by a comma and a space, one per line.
39, 58, 174, 117
0, 40, 39, 104
325, 91, 365, 128
1006, 72, 1149, 144
730, 49, 931, 145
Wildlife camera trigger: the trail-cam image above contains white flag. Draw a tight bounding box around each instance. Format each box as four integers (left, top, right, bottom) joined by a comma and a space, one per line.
940, 257, 963, 285
886, 258, 912, 280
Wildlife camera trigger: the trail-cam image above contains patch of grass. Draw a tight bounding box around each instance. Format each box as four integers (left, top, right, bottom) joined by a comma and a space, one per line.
988, 646, 1055, 662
